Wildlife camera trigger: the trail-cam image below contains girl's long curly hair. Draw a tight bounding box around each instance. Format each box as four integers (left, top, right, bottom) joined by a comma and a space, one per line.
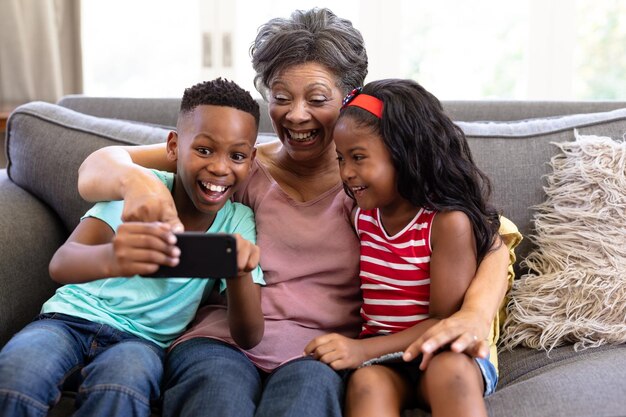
340, 79, 500, 262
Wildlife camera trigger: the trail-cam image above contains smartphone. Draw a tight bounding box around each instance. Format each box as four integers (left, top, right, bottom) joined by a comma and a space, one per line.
146, 232, 237, 279
359, 351, 406, 368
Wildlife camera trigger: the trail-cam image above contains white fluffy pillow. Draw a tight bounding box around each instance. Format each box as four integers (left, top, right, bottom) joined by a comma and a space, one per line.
501, 132, 626, 352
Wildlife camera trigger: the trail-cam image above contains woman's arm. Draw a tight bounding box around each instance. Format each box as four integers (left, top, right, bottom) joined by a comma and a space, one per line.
78, 143, 183, 230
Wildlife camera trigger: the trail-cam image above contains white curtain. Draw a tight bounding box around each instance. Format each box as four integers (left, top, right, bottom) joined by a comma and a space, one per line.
0, 0, 82, 107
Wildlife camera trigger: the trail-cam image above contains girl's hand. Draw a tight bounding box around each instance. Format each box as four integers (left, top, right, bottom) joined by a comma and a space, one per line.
304, 333, 367, 370
231, 234, 261, 278
402, 309, 490, 370
121, 170, 184, 232
110, 222, 180, 277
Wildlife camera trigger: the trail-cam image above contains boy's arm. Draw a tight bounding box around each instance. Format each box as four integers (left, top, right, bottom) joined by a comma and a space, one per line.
49, 218, 180, 284
305, 211, 477, 369
225, 234, 264, 349
77, 143, 183, 231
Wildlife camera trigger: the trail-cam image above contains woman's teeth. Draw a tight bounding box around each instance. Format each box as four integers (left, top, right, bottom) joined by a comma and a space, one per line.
288, 130, 318, 142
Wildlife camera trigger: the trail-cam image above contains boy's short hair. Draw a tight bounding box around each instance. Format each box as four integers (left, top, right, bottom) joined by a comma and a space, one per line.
180, 78, 260, 127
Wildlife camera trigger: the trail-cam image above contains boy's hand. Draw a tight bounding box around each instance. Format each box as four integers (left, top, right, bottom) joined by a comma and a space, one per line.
122, 172, 185, 232
304, 333, 367, 370
110, 222, 180, 277
232, 234, 260, 278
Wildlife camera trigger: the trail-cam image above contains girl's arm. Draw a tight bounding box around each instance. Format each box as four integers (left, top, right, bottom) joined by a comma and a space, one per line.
49, 218, 179, 283
225, 234, 264, 349
78, 143, 183, 230
305, 211, 477, 369
403, 234, 510, 368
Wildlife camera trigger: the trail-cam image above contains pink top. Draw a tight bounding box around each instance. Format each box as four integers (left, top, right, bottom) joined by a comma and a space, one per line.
173, 159, 362, 372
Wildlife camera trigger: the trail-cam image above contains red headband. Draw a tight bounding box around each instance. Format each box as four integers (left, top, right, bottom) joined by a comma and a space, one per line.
342, 88, 383, 118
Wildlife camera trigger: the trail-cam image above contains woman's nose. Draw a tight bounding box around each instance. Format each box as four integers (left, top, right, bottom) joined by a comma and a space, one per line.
285, 100, 311, 123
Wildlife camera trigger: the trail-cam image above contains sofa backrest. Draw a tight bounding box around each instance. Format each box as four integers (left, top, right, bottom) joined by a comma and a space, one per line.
7, 98, 626, 272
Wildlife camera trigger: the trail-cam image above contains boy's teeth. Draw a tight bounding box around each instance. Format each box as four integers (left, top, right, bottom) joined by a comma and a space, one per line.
202, 182, 227, 192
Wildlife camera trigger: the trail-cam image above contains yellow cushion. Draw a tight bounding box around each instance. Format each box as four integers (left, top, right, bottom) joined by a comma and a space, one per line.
488, 216, 523, 374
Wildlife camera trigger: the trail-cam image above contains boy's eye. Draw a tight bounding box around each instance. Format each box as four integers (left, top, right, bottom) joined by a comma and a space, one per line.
197, 147, 212, 155
231, 153, 248, 162
336, 154, 344, 163
353, 154, 365, 161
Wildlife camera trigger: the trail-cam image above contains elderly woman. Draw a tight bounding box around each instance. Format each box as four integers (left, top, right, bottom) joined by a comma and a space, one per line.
77, 8, 512, 417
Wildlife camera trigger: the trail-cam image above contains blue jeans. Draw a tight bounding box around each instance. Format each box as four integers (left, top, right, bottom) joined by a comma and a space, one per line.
163, 338, 345, 417
0, 313, 164, 417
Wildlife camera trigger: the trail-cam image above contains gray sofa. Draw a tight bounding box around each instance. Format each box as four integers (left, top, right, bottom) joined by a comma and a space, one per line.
2, 95, 626, 417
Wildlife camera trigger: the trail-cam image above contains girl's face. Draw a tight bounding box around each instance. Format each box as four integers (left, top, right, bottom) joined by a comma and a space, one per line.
268, 62, 344, 162
334, 116, 407, 213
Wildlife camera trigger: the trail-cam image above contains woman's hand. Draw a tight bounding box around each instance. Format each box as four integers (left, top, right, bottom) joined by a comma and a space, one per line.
304, 333, 368, 370
402, 308, 490, 370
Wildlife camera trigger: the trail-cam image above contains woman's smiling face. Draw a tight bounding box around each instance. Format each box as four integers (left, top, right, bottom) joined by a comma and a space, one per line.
267, 62, 344, 162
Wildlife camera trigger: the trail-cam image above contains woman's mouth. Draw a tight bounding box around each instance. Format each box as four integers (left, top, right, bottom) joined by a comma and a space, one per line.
287, 129, 319, 143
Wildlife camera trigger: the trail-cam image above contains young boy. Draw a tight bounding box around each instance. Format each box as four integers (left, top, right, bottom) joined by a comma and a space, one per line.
0, 78, 265, 417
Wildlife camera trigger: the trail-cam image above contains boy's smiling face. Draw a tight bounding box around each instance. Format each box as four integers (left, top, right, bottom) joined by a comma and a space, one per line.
167, 105, 257, 224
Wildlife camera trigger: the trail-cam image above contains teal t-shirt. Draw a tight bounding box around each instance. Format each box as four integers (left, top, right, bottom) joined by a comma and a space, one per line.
42, 170, 264, 348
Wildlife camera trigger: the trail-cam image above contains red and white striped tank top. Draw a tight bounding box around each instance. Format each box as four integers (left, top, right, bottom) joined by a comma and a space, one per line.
355, 207, 437, 337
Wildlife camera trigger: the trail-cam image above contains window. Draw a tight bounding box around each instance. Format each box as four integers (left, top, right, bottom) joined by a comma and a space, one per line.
81, 0, 626, 100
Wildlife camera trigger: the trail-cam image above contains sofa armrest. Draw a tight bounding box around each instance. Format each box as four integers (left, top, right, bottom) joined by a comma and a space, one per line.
0, 171, 66, 346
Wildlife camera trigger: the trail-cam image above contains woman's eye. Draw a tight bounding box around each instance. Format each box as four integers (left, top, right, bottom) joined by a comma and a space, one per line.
310, 97, 327, 105
272, 95, 289, 103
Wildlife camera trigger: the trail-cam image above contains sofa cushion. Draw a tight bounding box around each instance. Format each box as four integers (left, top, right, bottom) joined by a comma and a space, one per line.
501, 133, 626, 351
458, 107, 626, 266
6, 102, 171, 232
487, 344, 626, 417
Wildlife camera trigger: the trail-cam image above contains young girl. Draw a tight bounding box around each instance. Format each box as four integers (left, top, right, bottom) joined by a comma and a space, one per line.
304, 79, 502, 417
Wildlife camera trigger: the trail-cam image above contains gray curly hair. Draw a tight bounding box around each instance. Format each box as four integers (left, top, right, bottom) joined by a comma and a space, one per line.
250, 8, 368, 100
